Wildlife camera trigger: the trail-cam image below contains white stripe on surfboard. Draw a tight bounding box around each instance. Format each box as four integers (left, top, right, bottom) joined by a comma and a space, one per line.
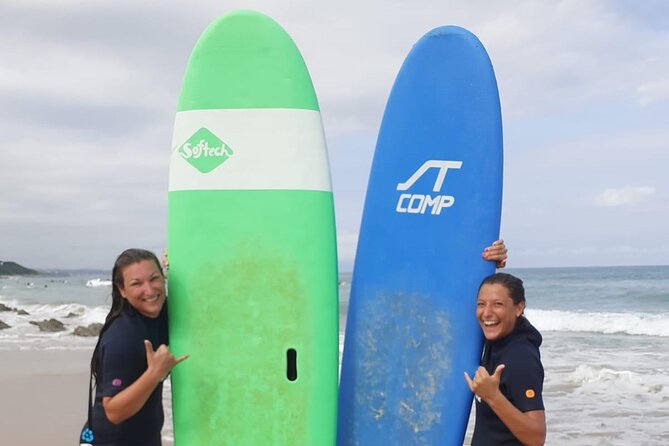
169, 109, 332, 192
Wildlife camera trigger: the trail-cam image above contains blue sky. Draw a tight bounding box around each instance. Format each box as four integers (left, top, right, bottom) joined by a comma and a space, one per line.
1, 0, 667, 270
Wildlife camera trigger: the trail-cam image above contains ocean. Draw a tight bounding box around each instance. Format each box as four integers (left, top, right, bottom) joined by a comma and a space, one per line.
1, 265, 668, 445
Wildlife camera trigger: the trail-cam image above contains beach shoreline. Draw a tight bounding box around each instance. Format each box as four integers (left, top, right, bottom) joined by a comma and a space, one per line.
2, 267, 668, 445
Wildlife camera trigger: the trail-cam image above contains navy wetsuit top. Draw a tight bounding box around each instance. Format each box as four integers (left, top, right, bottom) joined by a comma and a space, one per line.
91, 304, 168, 446
471, 317, 544, 446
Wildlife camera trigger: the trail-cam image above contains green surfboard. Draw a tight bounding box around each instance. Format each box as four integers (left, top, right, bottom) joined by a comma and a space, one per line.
167, 10, 338, 445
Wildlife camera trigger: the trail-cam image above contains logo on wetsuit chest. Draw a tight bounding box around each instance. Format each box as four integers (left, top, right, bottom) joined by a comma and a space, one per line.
525, 389, 536, 398
112, 378, 123, 387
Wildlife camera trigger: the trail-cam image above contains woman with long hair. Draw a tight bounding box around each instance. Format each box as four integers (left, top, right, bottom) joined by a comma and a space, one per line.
81, 249, 187, 446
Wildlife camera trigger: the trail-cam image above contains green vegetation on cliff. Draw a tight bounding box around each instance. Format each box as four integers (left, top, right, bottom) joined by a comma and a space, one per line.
0, 260, 38, 276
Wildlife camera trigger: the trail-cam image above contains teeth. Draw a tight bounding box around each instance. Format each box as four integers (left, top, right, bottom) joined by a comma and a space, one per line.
483, 321, 498, 326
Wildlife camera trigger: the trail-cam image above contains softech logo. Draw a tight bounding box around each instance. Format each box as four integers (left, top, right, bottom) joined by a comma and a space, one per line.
178, 128, 234, 174
396, 160, 463, 215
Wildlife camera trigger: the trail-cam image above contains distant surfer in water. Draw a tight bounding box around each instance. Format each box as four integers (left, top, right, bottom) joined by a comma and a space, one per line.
80, 249, 188, 446
465, 272, 546, 446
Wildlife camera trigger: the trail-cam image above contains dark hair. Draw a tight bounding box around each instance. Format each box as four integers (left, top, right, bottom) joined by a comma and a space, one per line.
479, 272, 526, 306
90, 249, 163, 383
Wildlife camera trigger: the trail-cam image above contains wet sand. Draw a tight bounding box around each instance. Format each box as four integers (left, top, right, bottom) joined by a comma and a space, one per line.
0, 348, 177, 446
0, 349, 90, 445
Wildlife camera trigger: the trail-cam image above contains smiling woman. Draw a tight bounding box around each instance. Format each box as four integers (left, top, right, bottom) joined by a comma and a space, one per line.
465, 273, 546, 446
476, 278, 526, 341
80, 249, 188, 446
118, 260, 167, 319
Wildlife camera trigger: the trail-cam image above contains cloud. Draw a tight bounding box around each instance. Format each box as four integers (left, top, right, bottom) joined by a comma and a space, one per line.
637, 79, 669, 106
595, 187, 656, 207
475, 0, 669, 118
2, 0, 669, 268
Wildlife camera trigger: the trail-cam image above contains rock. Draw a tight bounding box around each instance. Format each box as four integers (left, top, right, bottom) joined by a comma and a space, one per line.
0, 303, 13, 312
17, 309, 29, 315
0, 320, 10, 330
73, 323, 103, 337
29, 318, 66, 332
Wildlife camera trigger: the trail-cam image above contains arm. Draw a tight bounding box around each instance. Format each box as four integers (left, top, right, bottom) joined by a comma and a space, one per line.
482, 239, 508, 268
485, 395, 545, 446
465, 365, 546, 446
103, 340, 188, 424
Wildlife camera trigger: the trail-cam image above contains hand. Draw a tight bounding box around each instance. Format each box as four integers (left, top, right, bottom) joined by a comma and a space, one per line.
482, 239, 507, 268
161, 250, 169, 278
144, 340, 188, 382
464, 364, 505, 402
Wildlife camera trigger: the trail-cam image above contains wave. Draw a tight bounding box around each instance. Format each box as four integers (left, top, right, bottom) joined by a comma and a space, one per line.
86, 278, 112, 288
526, 309, 669, 337
567, 364, 668, 396
0, 301, 107, 350
0, 300, 106, 319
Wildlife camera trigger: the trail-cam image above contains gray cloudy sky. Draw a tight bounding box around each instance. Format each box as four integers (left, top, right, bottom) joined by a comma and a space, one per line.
1, 0, 668, 270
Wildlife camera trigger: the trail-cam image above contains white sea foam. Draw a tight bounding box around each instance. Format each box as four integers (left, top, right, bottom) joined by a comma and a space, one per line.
85, 278, 112, 287
567, 364, 669, 397
0, 300, 106, 350
526, 309, 669, 337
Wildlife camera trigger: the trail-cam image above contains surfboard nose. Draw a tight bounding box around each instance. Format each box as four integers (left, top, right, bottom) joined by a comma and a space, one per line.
177, 9, 319, 112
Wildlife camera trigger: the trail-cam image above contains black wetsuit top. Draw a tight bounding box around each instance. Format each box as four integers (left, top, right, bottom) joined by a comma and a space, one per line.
90, 304, 168, 446
471, 317, 545, 446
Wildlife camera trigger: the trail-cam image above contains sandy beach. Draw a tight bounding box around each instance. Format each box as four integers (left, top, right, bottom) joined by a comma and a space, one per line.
0, 348, 178, 446
0, 349, 90, 445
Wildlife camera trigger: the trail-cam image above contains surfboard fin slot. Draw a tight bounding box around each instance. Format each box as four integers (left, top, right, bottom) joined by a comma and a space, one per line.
287, 348, 298, 381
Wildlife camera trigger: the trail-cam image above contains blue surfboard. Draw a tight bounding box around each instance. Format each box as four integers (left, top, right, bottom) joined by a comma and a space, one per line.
337, 26, 503, 445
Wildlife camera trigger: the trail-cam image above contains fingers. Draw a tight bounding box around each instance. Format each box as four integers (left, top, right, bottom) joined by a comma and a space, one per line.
483, 239, 508, 266
464, 371, 474, 389
147, 342, 188, 369
474, 366, 489, 383
161, 249, 169, 279
469, 367, 490, 386
486, 245, 507, 256
483, 244, 506, 256
156, 344, 189, 366
468, 366, 503, 402
175, 354, 190, 365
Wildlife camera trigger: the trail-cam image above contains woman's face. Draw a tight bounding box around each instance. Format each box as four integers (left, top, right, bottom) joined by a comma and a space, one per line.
119, 259, 166, 318
476, 283, 525, 341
